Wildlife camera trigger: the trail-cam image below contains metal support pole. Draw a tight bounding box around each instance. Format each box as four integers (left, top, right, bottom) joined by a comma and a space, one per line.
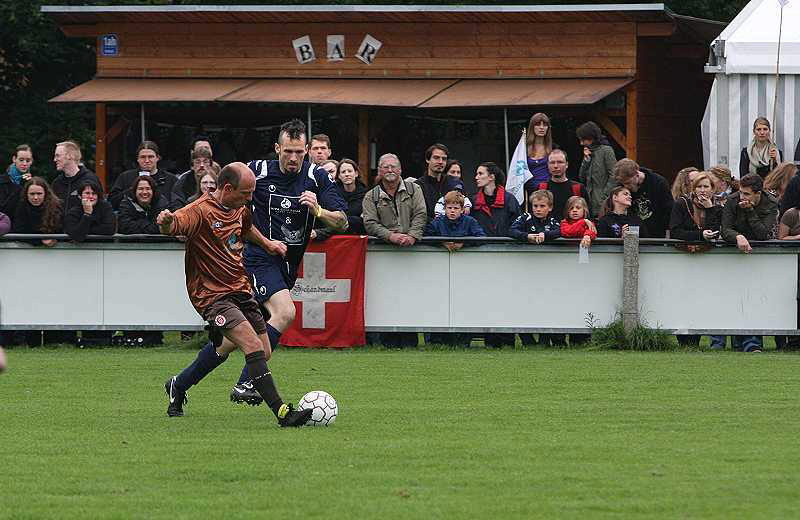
140, 104, 146, 141
622, 227, 640, 333
503, 108, 510, 171
307, 105, 312, 138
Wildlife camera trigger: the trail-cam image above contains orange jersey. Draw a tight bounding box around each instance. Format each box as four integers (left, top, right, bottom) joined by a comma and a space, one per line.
171, 193, 253, 312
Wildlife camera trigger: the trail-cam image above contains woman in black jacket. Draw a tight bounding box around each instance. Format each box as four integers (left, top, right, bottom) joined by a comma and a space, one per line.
669, 171, 722, 242
64, 179, 116, 241
315, 158, 368, 240
596, 186, 648, 238
471, 162, 521, 237
118, 175, 168, 234
12, 177, 63, 246
740, 117, 782, 179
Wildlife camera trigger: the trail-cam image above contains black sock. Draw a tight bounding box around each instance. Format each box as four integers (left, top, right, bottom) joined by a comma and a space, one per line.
245, 351, 284, 416
236, 325, 281, 385
174, 342, 228, 392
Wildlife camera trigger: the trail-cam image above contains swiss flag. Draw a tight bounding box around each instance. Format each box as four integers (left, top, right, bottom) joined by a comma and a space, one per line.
281, 235, 367, 347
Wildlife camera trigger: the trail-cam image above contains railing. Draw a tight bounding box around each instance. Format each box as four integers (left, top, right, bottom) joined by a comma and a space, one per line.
1, 234, 798, 335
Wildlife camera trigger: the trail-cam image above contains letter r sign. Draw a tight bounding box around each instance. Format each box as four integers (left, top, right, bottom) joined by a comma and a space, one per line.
355, 34, 383, 65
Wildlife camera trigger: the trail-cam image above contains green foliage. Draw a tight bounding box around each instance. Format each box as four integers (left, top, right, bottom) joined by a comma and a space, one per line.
0, 0, 95, 180
589, 313, 678, 351
2, 347, 800, 518
0, 0, 746, 179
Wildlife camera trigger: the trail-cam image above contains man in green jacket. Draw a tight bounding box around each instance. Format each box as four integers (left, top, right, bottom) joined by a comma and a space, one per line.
362, 153, 427, 246
721, 173, 779, 353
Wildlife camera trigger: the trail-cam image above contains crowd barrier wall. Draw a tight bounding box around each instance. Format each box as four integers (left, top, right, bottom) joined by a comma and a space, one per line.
0, 237, 797, 335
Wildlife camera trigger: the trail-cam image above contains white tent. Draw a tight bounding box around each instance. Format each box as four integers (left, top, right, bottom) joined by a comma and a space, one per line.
702, 0, 800, 174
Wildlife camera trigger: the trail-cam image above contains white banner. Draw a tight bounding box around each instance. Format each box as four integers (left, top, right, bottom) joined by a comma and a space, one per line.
506, 131, 532, 204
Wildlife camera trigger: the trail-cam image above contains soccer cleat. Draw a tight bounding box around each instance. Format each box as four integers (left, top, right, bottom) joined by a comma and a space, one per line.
229, 381, 264, 406
165, 376, 188, 417
277, 403, 314, 428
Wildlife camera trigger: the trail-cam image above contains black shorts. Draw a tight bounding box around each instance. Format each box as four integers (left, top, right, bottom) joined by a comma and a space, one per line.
244, 254, 299, 304
202, 292, 267, 335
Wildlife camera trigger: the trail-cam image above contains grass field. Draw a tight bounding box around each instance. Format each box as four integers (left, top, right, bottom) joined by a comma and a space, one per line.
2, 344, 800, 519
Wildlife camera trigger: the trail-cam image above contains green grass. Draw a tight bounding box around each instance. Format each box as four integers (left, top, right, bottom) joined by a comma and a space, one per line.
2, 346, 800, 519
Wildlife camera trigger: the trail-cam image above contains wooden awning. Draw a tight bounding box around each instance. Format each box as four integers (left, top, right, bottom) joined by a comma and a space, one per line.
51, 77, 631, 107
49, 78, 254, 102
217, 79, 457, 107
418, 78, 633, 108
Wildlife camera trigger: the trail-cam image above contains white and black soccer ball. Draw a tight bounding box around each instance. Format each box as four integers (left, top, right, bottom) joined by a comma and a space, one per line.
297, 390, 338, 427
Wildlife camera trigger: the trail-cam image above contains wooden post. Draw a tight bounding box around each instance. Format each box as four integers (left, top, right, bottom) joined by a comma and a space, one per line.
625, 83, 638, 161
358, 108, 369, 185
95, 103, 107, 190
622, 227, 640, 334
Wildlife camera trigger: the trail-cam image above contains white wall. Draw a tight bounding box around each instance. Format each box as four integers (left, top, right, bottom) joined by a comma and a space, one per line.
0, 242, 796, 334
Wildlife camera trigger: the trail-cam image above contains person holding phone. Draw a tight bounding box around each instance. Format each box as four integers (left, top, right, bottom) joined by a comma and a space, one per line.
669, 171, 723, 242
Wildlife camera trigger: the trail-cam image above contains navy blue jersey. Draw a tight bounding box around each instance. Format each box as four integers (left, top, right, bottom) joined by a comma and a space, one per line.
244, 159, 347, 266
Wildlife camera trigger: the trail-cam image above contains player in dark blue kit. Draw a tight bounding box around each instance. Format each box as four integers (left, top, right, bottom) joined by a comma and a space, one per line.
230, 119, 348, 405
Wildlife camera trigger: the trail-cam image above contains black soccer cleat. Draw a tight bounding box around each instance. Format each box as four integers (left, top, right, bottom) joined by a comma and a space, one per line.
229, 381, 263, 406
277, 403, 314, 428
165, 376, 188, 417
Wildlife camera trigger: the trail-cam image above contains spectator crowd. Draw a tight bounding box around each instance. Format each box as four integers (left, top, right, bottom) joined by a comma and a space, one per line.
1, 114, 798, 352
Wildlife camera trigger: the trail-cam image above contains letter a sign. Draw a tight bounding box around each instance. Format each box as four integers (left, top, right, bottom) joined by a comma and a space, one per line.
281, 235, 367, 347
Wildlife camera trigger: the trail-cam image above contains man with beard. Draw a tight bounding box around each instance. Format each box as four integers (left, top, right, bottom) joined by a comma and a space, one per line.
228, 119, 348, 405
416, 143, 448, 222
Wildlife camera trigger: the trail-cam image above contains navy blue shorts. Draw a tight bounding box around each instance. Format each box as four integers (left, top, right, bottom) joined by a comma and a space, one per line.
244, 254, 299, 303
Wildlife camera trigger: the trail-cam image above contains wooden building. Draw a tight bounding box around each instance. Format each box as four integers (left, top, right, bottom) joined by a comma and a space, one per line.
44, 4, 723, 190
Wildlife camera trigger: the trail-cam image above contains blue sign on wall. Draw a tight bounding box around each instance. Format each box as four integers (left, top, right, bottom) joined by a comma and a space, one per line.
101, 34, 119, 56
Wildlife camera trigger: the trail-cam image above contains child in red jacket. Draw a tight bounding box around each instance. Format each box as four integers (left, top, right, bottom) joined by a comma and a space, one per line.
560, 196, 597, 248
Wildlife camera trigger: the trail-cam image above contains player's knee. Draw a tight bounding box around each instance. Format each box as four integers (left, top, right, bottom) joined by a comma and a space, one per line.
273, 303, 295, 328
239, 336, 263, 355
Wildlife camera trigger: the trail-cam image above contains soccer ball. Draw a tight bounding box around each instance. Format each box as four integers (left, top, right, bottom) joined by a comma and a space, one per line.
297, 390, 338, 427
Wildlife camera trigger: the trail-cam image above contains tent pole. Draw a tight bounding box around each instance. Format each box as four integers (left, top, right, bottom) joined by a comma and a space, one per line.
504, 108, 510, 170
772, 1, 786, 169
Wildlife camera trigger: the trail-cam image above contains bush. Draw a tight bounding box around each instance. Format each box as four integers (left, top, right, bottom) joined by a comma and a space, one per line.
587, 314, 677, 351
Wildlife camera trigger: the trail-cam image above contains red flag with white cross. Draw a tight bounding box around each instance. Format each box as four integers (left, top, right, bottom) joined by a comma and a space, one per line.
281, 235, 367, 347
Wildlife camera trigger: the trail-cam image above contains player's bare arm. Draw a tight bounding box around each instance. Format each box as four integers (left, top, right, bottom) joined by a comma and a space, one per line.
243, 226, 287, 257
157, 209, 176, 235
299, 190, 348, 231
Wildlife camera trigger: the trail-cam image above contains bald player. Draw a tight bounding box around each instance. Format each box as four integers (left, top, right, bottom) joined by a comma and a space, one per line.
158, 162, 313, 427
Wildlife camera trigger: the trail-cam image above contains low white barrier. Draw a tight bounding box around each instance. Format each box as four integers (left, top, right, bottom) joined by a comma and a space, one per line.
0, 240, 797, 334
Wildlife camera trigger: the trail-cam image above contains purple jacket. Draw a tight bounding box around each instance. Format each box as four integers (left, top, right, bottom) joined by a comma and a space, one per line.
0, 211, 10, 235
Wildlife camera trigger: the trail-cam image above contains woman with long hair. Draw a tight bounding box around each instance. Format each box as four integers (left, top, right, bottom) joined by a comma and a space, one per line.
118, 175, 169, 234
740, 117, 782, 179
670, 166, 699, 200
709, 164, 737, 203
523, 113, 553, 198
12, 177, 63, 246
763, 162, 797, 202
596, 186, 648, 238
7, 144, 33, 185
444, 159, 463, 179
669, 171, 722, 242
332, 158, 368, 235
